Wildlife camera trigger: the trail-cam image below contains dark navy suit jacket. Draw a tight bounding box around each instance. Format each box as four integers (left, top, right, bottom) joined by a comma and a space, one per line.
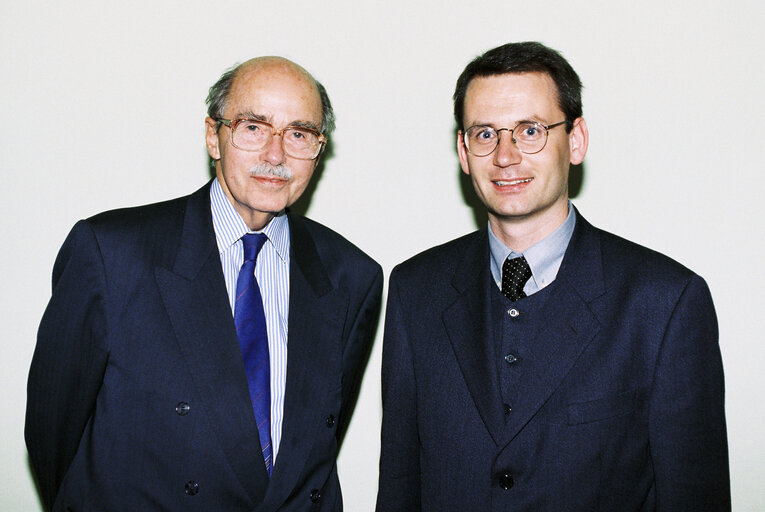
377, 212, 729, 511
26, 181, 383, 511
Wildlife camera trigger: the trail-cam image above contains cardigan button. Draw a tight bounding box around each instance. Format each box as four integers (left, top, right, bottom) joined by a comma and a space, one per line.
497, 472, 514, 490
184, 480, 199, 495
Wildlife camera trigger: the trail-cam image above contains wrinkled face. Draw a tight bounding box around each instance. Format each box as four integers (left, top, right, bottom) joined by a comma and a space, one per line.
205, 59, 324, 230
457, 72, 587, 233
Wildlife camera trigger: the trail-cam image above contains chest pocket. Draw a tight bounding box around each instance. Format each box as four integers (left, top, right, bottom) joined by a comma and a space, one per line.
567, 389, 636, 425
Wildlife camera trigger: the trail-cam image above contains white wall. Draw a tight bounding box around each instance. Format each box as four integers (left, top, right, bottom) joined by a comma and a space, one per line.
2, 1, 763, 509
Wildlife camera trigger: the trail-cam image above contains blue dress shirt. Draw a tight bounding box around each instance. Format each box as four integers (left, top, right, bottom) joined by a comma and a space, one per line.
488, 202, 576, 295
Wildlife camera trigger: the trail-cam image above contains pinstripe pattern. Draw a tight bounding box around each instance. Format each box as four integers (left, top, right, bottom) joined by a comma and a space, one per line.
210, 178, 289, 462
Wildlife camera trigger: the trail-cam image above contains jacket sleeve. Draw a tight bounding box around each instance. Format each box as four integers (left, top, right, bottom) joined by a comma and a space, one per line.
25, 221, 110, 511
649, 274, 730, 510
376, 269, 421, 511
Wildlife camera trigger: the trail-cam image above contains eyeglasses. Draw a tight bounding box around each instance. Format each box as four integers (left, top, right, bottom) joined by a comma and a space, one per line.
463, 120, 566, 156
217, 118, 327, 160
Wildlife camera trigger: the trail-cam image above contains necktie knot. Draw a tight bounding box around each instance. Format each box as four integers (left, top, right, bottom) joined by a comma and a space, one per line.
502, 255, 532, 302
242, 233, 268, 262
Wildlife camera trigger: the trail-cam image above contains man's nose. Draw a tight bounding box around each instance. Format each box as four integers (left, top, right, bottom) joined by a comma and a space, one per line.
493, 131, 522, 167
262, 131, 286, 165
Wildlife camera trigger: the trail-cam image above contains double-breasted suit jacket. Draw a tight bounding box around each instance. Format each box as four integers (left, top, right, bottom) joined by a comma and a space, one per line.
26, 181, 383, 511
377, 211, 729, 511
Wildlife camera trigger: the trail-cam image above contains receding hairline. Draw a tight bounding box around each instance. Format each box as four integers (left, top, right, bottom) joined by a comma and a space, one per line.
231, 56, 320, 93
206, 55, 335, 136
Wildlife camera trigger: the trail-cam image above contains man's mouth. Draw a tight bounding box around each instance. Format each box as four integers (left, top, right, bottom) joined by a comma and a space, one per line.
493, 178, 533, 186
249, 162, 293, 181
253, 175, 289, 186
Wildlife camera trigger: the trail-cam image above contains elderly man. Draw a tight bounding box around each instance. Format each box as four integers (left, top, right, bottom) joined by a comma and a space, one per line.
26, 56, 382, 511
377, 42, 729, 511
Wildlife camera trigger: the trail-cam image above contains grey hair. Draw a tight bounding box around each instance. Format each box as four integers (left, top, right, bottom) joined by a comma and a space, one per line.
205, 62, 335, 137
206, 64, 238, 123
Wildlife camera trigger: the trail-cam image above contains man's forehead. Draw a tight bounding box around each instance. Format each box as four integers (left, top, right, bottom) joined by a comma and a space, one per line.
466, 72, 556, 97
464, 72, 560, 119
229, 73, 318, 102
225, 61, 322, 124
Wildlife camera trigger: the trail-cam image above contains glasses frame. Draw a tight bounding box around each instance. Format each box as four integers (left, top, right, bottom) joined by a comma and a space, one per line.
216, 118, 327, 160
463, 120, 567, 156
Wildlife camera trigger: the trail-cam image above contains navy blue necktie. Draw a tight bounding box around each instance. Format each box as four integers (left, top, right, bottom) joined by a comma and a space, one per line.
234, 233, 273, 476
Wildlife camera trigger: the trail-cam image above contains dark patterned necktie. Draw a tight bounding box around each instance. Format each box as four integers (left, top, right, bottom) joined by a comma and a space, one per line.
502, 255, 532, 302
234, 233, 273, 476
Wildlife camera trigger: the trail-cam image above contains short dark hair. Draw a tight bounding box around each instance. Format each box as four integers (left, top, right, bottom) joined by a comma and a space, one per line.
453, 42, 582, 132
205, 61, 336, 137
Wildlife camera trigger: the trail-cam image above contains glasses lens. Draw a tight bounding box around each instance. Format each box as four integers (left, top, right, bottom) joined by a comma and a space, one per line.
283, 128, 321, 159
513, 122, 546, 154
465, 126, 498, 157
232, 120, 270, 151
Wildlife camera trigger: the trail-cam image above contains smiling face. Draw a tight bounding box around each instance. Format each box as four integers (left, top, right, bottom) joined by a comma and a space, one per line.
457, 72, 588, 248
205, 58, 324, 230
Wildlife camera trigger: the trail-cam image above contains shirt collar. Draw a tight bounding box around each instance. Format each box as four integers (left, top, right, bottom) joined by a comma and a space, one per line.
210, 177, 290, 262
488, 201, 576, 289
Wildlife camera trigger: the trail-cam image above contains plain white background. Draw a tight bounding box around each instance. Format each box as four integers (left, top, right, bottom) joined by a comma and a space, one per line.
2, 1, 763, 510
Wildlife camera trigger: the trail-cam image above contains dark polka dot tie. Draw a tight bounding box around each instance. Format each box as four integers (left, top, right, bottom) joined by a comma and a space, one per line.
502, 255, 532, 302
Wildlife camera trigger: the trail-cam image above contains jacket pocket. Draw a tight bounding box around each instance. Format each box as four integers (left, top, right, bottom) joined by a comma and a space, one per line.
567, 389, 636, 425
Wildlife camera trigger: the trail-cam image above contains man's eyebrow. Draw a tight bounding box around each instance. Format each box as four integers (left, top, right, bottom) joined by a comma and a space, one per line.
233, 110, 268, 122
289, 120, 321, 133
469, 117, 547, 128
469, 121, 497, 128
232, 111, 320, 132
516, 117, 547, 125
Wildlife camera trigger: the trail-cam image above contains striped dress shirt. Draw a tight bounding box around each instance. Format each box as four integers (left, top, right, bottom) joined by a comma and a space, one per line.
210, 178, 289, 463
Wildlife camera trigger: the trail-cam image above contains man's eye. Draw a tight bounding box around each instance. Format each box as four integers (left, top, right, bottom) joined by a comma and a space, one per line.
286, 129, 318, 145
523, 126, 539, 137
243, 122, 261, 132
472, 128, 496, 142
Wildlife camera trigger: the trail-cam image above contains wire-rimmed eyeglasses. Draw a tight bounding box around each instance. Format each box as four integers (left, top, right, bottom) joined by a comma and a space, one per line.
463, 120, 566, 156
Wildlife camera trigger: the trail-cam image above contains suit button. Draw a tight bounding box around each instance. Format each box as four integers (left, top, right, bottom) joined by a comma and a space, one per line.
184, 480, 199, 495
498, 472, 514, 490
326, 414, 335, 428
507, 308, 520, 317
504, 353, 518, 364
310, 488, 321, 503
503, 403, 512, 415
175, 402, 191, 416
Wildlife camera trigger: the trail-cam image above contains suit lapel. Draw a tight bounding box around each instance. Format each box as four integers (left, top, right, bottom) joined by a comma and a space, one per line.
259, 214, 348, 510
154, 183, 268, 505
502, 212, 606, 442
443, 230, 507, 445
443, 215, 608, 446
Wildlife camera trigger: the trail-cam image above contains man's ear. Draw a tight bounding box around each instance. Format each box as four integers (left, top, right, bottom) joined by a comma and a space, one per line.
457, 131, 471, 175
205, 117, 221, 160
569, 117, 589, 165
